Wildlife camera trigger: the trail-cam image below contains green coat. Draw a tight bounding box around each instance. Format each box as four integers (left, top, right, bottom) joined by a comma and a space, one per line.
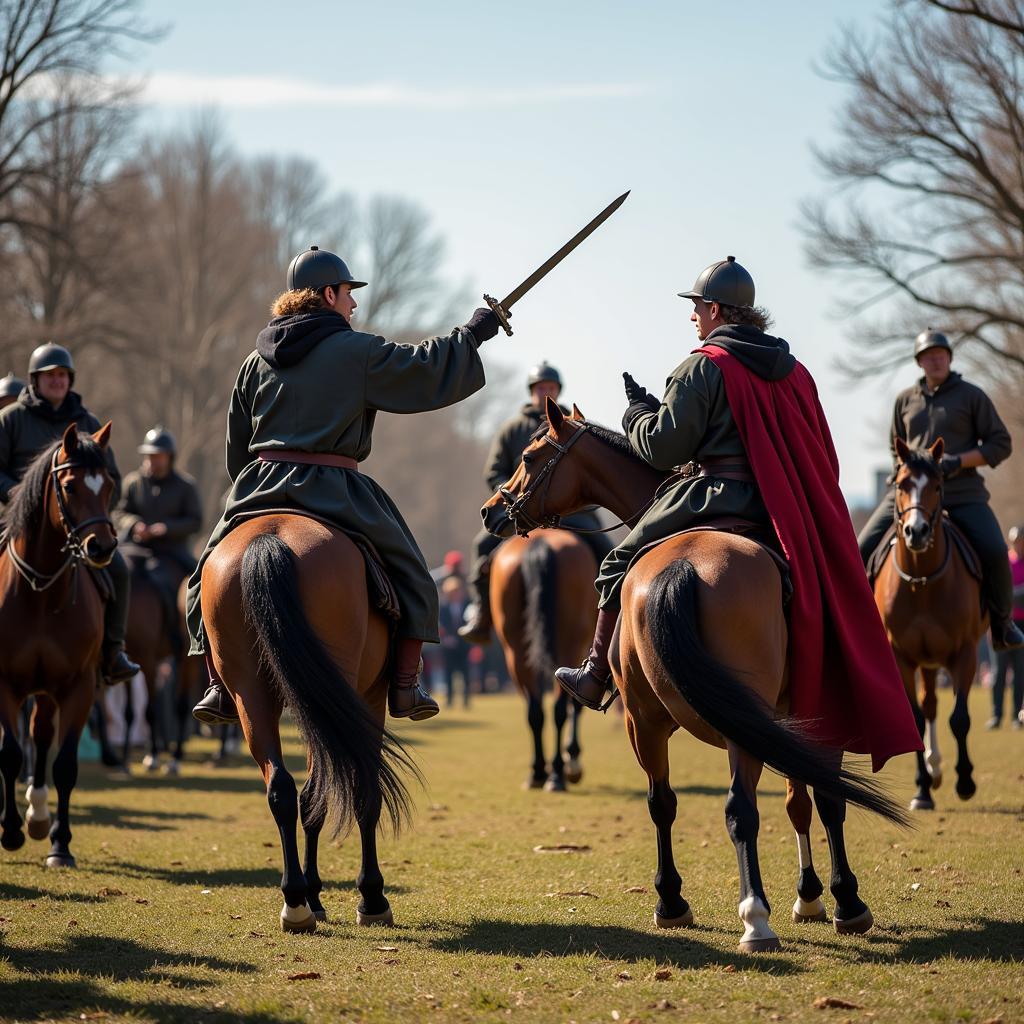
114, 467, 203, 570
186, 320, 486, 653
595, 350, 769, 608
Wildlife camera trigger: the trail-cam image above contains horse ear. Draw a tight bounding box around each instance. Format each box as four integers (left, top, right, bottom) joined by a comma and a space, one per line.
894, 436, 911, 464
570, 403, 585, 421
929, 437, 945, 461
61, 423, 79, 454
92, 421, 112, 449
546, 396, 565, 432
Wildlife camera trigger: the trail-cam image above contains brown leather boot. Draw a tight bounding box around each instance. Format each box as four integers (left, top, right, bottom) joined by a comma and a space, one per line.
991, 617, 1024, 652
101, 645, 141, 686
457, 574, 492, 645
388, 638, 440, 721
554, 607, 619, 711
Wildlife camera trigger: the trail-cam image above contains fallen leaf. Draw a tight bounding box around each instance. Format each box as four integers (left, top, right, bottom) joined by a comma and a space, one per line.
533, 843, 591, 853
814, 997, 862, 1010
376, 945, 398, 952
545, 890, 598, 898
654, 999, 675, 1010
381, 957, 399, 965
170, 860, 183, 866
262, 842, 274, 847
200, 889, 212, 895
910, 883, 922, 892
66, 920, 78, 928
230, 914, 242, 920
79, 1013, 108, 1020
287, 971, 321, 981
611, 1012, 621, 1021
617, 971, 632, 980
134, 898, 149, 905
623, 886, 647, 893
654, 967, 672, 981
513, 963, 523, 971
96, 887, 123, 897
723, 964, 737, 973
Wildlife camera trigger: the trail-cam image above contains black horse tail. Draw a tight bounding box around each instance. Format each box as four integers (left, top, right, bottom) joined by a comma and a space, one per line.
520, 536, 558, 689
240, 533, 416, 837
646, 559, 910, 827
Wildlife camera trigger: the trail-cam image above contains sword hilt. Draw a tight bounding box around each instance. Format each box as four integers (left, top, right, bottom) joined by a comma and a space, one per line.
483, 294, 513, 337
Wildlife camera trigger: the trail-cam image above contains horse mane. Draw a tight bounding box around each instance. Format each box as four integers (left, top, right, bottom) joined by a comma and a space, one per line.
1, 434, 108, 540
530, 419, 650, 468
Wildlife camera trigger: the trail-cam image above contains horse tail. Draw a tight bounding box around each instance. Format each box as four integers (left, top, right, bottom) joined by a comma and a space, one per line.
646, 559, 909, 827
240, 533, 416, 837
520, 536, 558, 688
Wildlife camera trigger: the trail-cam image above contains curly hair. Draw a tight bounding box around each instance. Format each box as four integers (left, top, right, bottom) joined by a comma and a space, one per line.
271, 288, 326, 317
718, 303, 774, 332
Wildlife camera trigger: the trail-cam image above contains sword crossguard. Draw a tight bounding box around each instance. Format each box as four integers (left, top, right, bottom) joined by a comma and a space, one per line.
483, 294, 513, 337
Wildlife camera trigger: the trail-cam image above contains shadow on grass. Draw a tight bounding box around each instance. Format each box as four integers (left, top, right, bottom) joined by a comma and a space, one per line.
589, 783, 787, 800
425, 917, 804, 973
0, 882, 103, 904
0, 932, 294, 1023
72, 804, 213, 832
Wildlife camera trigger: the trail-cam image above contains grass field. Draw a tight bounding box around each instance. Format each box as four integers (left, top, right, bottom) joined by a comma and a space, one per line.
1, 687, 1022, 1024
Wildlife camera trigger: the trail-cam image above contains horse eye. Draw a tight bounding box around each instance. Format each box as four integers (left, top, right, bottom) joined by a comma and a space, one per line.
63, 480, 75, 494
522, 454, 533, 465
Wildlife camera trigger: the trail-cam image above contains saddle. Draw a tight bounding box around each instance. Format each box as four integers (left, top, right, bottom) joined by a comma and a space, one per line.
632, 517, 793, 604
865, 514, 983, 588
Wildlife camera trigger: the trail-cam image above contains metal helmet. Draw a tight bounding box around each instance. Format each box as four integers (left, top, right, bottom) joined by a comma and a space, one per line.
914, 328, 953, 360
28, 343, 75, 383
0, 373, 25, 399
526, 361, 563, 392
138, 425, 177, 456
286, 246, 367, 292
678, 255, 755, 308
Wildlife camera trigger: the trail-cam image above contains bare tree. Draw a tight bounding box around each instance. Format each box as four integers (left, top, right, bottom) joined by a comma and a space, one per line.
802, 0, 1024, 379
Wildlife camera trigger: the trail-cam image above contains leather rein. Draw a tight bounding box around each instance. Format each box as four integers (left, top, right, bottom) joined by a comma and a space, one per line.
891, 473, 949, 587
5, 451, 113, 594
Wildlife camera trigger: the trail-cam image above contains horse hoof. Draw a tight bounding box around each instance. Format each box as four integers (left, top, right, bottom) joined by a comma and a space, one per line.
739, 935, 782, 953
792, 899, 828, 924
356, 906, 394, 927
313, 909, 327, 922
654, 907, 694, 929
109, 764, 132, 780
564, 760, 583, 785
543, 775, 567, 793
142, 755, 160, 773
834, 908, 873, 935
46, 853, 76, 869
162, 760, 181, 777
27, 817, 51, 841
523, 776, 545, 790
956, 780, 976, 801
1, 830, 26, 852
280, 902, 316, 933
929, 771, 943, 790
909, 796, 935, 811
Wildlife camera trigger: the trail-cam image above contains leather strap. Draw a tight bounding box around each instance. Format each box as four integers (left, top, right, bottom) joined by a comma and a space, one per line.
679, 456, 754, 483
258, 449, 358, 470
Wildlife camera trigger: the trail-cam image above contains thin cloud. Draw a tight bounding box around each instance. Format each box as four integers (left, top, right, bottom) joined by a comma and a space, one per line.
134, 72, 650, 109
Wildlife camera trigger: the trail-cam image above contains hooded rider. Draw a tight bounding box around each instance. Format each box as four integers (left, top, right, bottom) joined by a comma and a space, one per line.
188, 246, 500, 725
0, 344, 139, 683
857, 330, 1021, 651
459, 361, 614, 644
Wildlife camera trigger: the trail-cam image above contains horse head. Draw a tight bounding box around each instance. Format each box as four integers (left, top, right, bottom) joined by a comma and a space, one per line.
50, 422, 118, 568
481, 398, 590, 538
893, 436, 945, 553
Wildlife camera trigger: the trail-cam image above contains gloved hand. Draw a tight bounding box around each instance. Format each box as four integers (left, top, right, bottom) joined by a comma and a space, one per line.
463, 307, 503, 344
939, 453, 962, 478
623, 371, 659, 411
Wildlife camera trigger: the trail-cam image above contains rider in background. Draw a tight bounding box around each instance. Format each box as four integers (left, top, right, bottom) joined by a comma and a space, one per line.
459, 362, 613, 645
0, 344, 139, 683
857, 330, 1022, 651
0, 374, 24, 411
988, 525, 1024, 728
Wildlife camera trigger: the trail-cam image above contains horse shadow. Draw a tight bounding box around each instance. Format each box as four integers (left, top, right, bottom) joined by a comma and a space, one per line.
0, 881, 104, 904
71, 804, 212, 831
423, 917, 804, 974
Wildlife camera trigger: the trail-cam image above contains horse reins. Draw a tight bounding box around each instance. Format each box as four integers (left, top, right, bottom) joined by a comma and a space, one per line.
5, 450, 113, 593
891, 472, 949, 586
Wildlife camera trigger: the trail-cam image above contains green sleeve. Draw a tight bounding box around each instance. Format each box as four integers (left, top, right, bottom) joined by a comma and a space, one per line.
973, 390, 1012, 467
0, 409, 17, 502
161, 481, 204, 542
485, 424, 516, 492
226, 359, 256, 483
889, 396, 906, 471
113, 477, 143, 535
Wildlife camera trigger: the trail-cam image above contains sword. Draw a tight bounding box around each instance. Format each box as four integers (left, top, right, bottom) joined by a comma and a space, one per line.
484, 190, 630, 337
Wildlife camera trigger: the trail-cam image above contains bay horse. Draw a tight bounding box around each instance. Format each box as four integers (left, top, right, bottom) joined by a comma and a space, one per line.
872, 437, 986, 810
0, 424, 118, 868
200, 513, 415, 933
482, 401, 907, 952
489, 528, 595, 791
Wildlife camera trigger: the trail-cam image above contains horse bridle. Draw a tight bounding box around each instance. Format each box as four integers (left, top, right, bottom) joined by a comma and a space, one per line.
891, 469, 949, 585
5, 451, 114, 592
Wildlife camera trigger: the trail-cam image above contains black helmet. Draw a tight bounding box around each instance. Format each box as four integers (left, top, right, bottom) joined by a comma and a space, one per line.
286, 246, 367, 292
678, 255, 755, 308
914, 328, 952, 360
0, 373, 25, 399
138, 425, 177, 456
526, 361, 563, 391
28, 343, 75, 383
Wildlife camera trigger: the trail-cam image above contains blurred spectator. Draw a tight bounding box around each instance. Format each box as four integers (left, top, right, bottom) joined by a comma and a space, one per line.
988, 525, 1024, 729
438, 575, 472, 707
431, 549, 466, 586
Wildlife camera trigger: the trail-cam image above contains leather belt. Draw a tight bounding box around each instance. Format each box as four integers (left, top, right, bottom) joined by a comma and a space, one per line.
258, 449, 359, 471
678, 457, 755, 483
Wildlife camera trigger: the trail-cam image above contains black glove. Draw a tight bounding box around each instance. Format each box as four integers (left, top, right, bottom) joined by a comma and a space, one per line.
463, 307, 502, 344
623, 371, 659, 411
939, 453, 962, 478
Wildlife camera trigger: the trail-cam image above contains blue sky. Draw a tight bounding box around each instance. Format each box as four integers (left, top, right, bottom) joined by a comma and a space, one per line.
133, 0, 920, 503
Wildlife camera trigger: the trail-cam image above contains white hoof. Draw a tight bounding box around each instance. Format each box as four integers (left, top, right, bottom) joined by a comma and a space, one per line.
280, 901, 316, 933
792, 896, 827, 923
142, 754, 159, 772
654, 906, 694, 929
46, 853, 76, 869
738, 895, 778, 951
162, 759, 181, 777
356, 906, 394, 926
25, 785, 51, 840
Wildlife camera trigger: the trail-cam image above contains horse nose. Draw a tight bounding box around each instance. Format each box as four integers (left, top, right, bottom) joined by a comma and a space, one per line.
85, 533, 117, 565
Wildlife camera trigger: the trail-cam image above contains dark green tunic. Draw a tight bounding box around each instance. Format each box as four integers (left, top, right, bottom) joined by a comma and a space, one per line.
596, 346, 770, 609
115, 468, 203, 570
186, 321, 486, 654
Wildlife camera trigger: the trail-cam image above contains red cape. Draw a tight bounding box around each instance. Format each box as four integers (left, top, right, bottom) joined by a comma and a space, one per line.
696, 345, 921, 771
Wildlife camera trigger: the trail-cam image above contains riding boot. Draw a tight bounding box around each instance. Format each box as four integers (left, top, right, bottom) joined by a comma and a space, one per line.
101, 549, 140, 685
192, 654, 240, 725
388, 638, 440, 721
458, 571, 492, 645
991, 618, 1024, 652
555, 607, 619, 711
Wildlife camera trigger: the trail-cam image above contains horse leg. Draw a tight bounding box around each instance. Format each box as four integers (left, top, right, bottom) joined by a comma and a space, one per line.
46, 683, 93, 869
299, 762, 327, 922
544, 690, 568, 792
785, 779, 826, 923
726, 743, 779, 952
564, 698, 583, 785
813, 786, 872, 934
356, 788, 392, 925
919, 668, 942, 790
949, 647, 976, 800
266, 755, 315, 932
0, 696, 26, 852
26, 698, 56, 841
143, 675, 161, 772
897, 656, 934, 811
92, 697, 122, 768
121, 677, 135, 771
525, 692, 546, 789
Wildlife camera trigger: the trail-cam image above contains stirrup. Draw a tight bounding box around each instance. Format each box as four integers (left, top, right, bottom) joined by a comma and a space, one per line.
598, 686, 621, 713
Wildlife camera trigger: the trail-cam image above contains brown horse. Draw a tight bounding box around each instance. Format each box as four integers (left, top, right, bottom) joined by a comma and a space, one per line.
0, 424, 118, 867
200, 513, 414, 932
873, 437, 986, 810
482, 402, 907, 952
489, 528, 596, 791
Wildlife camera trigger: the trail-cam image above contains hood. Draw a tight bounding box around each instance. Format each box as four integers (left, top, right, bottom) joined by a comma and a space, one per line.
702, 323, 795, 381
256, 309, 350, 369
20, 386, 90, 424
918, 370, 963, 395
